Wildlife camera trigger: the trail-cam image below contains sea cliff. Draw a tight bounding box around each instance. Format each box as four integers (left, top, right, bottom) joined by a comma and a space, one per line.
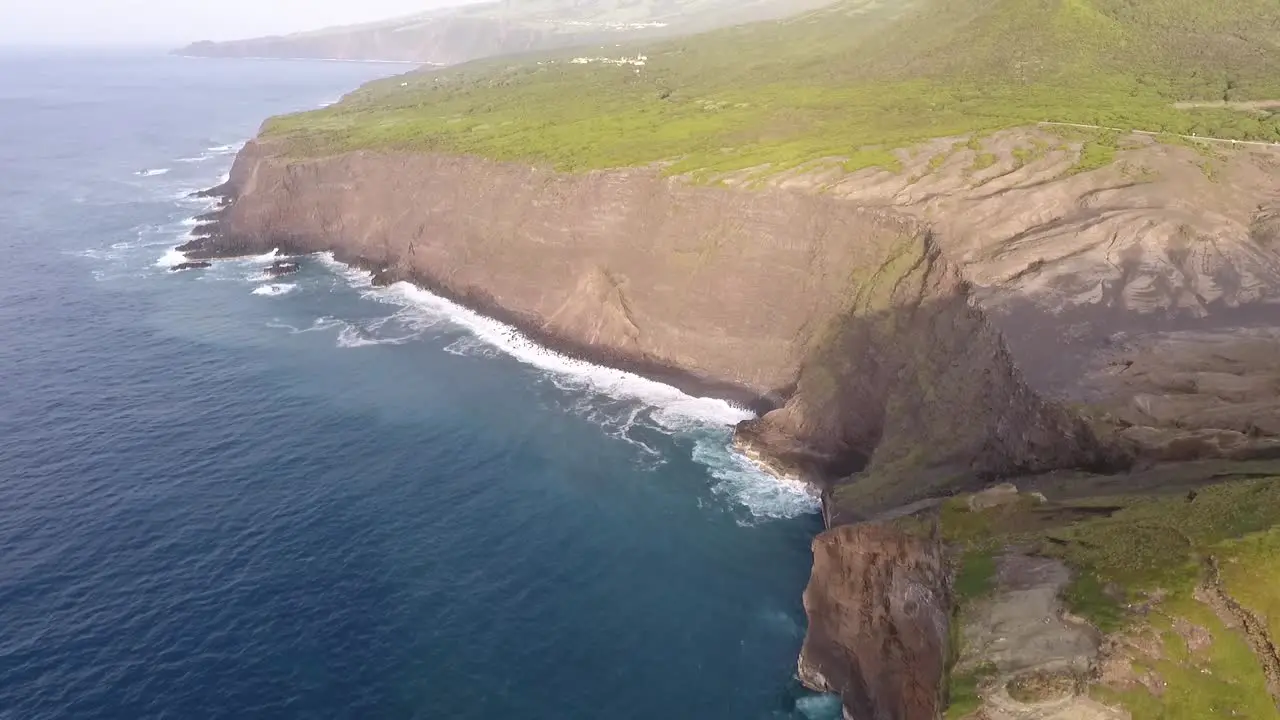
184, 134, 1280, 718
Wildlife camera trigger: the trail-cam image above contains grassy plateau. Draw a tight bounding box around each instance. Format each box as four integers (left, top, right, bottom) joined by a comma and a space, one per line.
938, 477, 1280, 719
264, 0, 1280, 174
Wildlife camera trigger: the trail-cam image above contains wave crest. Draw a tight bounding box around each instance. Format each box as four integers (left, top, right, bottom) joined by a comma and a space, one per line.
311, 259, 817, 521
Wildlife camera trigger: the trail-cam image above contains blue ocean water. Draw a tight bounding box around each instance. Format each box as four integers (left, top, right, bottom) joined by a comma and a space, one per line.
0, 51, 836, 719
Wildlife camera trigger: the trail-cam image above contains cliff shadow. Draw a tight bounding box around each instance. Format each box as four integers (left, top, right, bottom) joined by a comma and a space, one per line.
735, 257, 1128, 523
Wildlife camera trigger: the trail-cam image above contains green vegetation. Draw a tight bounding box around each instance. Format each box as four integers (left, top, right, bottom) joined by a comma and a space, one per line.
944, 663, 996, 720
841, 147, 902, 173
941, 478, 1280, 718
262, 0, 1280, 172
1011, 138, 1052, 168
954, 550, 997, 603
1045, 479, 1280, 617
1093, 592, 1278, 720
969, 152, 997, 172
943, 479, 1280, 628
1071, 132, 1120, 175
1218, 528, 1280, 642
1154, 131, 1227, 160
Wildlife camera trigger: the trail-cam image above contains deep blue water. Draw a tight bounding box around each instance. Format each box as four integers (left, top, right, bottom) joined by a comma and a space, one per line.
0, 51, 836, 719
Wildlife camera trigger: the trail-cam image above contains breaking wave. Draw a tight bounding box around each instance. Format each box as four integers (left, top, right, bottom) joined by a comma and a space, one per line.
309, 254, 817, 521
178, 142, 244, 163
794, 694, 843, 720
251, 283, 296, 296
155, 247, 190, 268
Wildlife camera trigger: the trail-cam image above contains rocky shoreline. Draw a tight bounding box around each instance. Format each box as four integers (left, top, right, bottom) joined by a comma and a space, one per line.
185, 132, 1280, 718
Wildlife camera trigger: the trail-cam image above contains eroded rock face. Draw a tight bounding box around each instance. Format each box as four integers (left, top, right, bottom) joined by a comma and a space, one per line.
735, 232, 1120, 515
798, 522, 950, 720
182, 140, 928, 408
1081, 328, 1280, 461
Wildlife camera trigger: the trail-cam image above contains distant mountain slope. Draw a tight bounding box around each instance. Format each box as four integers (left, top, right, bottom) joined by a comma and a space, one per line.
175, 0, 833, 64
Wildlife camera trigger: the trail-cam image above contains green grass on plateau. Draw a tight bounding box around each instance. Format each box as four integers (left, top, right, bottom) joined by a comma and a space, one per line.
264, 0, 1280, 173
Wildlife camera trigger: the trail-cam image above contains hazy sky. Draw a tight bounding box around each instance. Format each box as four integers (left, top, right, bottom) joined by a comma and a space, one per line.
0, 0, 482, 46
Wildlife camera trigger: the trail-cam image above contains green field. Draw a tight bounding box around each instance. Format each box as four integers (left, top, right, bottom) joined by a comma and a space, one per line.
938, 478, 1280, 719
262, 0, 1280, 173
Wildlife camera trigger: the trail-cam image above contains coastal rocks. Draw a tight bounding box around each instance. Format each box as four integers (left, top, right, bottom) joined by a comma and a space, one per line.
797, 522, 950, 719
264, 260, 300, 278
170, 261, 212, 272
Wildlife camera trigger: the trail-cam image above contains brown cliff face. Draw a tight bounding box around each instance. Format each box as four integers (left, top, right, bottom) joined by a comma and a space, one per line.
189, 140, 925, 406
798, 522, 950, 720
186, 140, 1117, 513
735, 231, 1118, 519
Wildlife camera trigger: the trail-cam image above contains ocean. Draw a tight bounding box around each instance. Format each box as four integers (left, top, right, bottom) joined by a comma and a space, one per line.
0, 50, 835, 719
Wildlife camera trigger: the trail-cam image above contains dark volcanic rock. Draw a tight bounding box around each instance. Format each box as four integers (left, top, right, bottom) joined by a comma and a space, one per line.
169, 261, 212, 272
798, 522, 950, 720
264, 261, 299, 279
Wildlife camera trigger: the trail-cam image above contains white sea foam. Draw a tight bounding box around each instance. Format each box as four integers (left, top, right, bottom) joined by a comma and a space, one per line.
251, 283, 296, 296
155, 247, 190, 268
176, 143, 241, 164
315, 251, 374, 287
795, 694, 843, 720
314, 256, 818, 520
381, 281, 755, 428
267, 317, 347, 335
171, 188, 222, 210
442, 335, 500, 358
250, 248, 282, 263
336, 325, 417, 348
694, 436, 820, 522
136, 168, 171, 177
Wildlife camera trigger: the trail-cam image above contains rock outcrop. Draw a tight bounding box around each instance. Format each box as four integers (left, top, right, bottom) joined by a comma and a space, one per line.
798, 522, 950, 720
169, 261, 211, 272
264, 260, 300, 278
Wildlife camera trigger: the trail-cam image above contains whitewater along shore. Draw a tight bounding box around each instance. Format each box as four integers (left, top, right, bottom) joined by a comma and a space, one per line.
183, 129, 1280, 718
